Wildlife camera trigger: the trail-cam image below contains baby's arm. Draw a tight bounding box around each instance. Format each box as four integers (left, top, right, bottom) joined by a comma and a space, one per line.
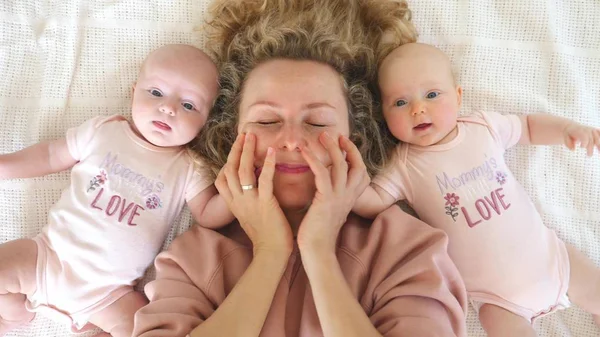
352, 184, 398, 219
0, 138, 77, 179
519, 114, 600, 156
187, 185, 235, 230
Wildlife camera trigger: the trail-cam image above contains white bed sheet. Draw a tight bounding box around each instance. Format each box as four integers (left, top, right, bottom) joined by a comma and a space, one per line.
0, 0, 598, 336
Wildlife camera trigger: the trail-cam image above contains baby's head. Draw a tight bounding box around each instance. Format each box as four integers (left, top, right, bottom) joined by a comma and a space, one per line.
131, 44, 218, 148
378, 43, 462, 147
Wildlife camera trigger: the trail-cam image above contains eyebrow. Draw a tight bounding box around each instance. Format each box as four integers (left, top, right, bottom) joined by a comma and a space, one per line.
248, 101, 336, 110
143, 77, 209, 102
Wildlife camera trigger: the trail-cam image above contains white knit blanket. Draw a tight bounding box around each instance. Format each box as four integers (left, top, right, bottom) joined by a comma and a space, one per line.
1, 1, 599, 336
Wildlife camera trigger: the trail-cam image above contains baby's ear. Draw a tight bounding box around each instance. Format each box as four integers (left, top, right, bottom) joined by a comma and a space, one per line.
131, 83, 136, 94
456, 86, 463, 106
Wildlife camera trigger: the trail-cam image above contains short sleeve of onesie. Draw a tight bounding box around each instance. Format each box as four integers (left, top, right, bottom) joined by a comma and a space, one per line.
66, 115, 124, 160
372, 145, 408, 201
184, 168, 213, 202
480, 111, 522, 150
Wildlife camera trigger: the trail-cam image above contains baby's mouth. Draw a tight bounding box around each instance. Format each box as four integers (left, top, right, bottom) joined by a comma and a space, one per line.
152, 121, 172, 131
413, 123, 432, 131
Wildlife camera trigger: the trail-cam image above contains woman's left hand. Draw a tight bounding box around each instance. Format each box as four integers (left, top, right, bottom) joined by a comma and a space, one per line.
296, 132, 370, 252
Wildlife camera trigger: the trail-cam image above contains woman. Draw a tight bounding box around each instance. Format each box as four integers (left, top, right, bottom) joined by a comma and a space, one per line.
132, 0, 467, 336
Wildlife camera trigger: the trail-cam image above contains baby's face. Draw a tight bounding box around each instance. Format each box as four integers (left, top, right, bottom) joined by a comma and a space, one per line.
131, 45, 218, 147
378, 43, 462, 147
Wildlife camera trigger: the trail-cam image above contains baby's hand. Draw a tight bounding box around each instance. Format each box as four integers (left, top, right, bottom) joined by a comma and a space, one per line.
563, 122, 600, 157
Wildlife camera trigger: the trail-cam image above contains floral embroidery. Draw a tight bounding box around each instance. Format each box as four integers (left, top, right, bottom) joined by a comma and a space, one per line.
444, 193, 460, 222
145, 194, 162, 210
495, 171, 507, 185
87, 170, 107, 192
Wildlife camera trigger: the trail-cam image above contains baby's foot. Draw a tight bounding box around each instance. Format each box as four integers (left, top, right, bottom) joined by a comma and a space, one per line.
0, 312, 35, 336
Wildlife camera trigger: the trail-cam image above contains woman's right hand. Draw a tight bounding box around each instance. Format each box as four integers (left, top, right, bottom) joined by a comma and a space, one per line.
215, 133, 294, 255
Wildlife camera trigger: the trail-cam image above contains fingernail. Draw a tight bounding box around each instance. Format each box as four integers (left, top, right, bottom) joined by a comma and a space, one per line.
267, 147, 274, 155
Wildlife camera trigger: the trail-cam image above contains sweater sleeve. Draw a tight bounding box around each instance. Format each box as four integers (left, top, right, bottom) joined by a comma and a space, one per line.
359, 208, 468, 337
132, 225, 250, 337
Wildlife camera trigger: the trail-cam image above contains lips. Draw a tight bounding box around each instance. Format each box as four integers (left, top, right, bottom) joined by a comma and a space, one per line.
413, 123, 432, 131
254, 163, 311, 176
152, 121, 171, 131
276, 163, 311, 174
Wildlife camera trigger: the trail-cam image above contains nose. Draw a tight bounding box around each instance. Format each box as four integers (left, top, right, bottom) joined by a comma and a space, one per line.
159, 100, 177, 116
278, 124, 307, 151
411, 101, 425, 116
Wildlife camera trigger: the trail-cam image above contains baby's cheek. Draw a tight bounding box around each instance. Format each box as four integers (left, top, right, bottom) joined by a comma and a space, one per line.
386, 116, 408, 140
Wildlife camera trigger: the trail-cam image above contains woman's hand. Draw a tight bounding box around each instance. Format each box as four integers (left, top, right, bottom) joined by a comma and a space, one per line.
296, 132, 370, 252
563, 122, 600, 156
215, 133, 294, 254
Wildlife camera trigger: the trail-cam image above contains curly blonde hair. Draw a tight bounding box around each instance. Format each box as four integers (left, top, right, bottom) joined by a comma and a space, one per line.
192, 0, 416, 178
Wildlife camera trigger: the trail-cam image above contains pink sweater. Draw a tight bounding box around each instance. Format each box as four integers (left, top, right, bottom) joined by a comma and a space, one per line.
132, 206, 467, 337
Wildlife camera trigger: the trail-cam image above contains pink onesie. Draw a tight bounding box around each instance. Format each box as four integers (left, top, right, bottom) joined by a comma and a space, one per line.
24, 115, 210, 330
373, 111, 570, 322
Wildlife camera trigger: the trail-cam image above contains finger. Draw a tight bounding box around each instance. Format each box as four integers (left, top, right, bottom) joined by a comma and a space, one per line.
239, 133, 258, 189
565, 135, 576, 151
224, 162, 243, 195
579, 137, 590, 156
319, 132, 347, 191
258, 147, 276, 198
594, 129, 600, 155
301, 144, 332, 195
215, 169, 233, 204
585, 136, 594, 157
224, 134, 245, 194
227, 133, 245, 171
340, 135, 368, 190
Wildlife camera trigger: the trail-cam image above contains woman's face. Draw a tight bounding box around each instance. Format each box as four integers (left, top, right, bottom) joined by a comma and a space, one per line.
238, 59, 350, 211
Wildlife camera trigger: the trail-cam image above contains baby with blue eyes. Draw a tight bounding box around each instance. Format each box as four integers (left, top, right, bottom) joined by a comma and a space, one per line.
0, 44, 233, 337
353, 42, 600, 335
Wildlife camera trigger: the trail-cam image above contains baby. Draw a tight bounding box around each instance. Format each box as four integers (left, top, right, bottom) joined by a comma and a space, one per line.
0, 44, 232, 337
354, 43, 600, 335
